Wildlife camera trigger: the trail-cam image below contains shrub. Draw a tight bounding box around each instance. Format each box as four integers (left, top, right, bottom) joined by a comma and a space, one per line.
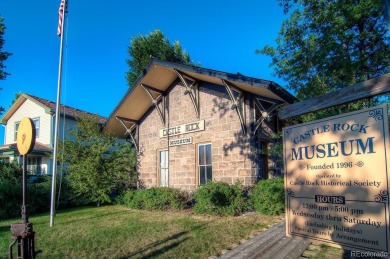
0, 175, 77, 219
251, 177, 285, 215
0, 179, 22, 219
121, 187, 188, 211
0, 161, 23, 218
0, 160, 22, 182
193, 181, 250, 216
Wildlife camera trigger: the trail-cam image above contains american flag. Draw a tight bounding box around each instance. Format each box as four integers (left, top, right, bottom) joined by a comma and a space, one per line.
57, 0, 65, 36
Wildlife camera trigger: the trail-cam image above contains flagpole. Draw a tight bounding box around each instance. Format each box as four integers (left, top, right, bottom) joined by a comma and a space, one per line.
50, 0, 67, 227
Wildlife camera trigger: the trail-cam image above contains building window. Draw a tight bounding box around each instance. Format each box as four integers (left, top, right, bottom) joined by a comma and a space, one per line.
14, 122, 20, 141
14, 118, 40, 140
27, 157, 42, 175
33, 118, 40, 138
159, 150, 169, 186
198, 143, 212, 185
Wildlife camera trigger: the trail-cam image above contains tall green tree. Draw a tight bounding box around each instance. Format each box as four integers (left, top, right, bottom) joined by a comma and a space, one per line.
0, 17, 12, 114
258, 0, 390, 102
126, 29, 194, 86
60, 115, 137, 205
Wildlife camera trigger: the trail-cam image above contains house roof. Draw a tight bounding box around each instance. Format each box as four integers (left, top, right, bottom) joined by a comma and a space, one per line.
104, 59, 297, 138
1, 93, 107, 125
0, 141, 52, 153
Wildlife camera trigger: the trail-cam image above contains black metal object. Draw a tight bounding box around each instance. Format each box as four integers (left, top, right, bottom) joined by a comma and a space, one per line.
9, 155, 41, 259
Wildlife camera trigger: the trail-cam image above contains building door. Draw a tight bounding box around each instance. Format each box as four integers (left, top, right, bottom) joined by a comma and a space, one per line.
257, 141, 269, 180
159, 150, 169, 186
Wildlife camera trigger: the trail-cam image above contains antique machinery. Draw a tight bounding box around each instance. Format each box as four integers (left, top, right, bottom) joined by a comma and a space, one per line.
9, 117, 40, 259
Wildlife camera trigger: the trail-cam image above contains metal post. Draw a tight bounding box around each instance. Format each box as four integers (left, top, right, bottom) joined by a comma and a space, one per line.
22, 155, 27, 224
50, 0, 67, 227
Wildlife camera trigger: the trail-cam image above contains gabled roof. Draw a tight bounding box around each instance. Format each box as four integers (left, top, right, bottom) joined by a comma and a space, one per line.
104, 59, 297, 138
1, 93, 107, 125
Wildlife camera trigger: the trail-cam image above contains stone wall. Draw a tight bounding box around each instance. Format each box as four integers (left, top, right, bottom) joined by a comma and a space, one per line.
138, 81, 262, 190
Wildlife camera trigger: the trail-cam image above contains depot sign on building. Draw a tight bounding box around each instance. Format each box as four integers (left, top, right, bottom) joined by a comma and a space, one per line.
159, 120, 205, 138
283, 104, 390, 253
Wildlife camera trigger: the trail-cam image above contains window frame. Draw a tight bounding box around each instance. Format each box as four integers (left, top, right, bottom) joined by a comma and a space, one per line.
13, 118, 40, 141
33, 117, 40, 138
197, 142, 212, 185
14, 122, 20, 141
157, 149, 169, 187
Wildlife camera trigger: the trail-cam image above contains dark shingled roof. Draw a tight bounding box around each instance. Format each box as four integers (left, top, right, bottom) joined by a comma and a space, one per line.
26, 93, 107, 124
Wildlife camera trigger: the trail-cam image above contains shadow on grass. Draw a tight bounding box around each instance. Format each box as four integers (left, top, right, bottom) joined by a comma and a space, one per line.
140, 237, 190, 258
121, 224, 206, 258
121, 231, 188, 259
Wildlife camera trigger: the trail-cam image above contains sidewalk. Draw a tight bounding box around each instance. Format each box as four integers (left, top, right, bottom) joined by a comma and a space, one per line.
217, 220, 311, 259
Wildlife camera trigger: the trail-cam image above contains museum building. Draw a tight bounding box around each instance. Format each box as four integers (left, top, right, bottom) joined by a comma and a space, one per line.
104, 60, 296, 190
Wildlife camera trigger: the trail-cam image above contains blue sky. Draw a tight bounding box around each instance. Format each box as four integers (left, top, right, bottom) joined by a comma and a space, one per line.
0, 0, 289, 145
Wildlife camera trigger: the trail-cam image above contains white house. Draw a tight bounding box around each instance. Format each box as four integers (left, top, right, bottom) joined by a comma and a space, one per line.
0, 93, 106, 176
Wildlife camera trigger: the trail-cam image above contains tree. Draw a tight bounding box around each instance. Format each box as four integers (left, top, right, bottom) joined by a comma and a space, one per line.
0, 17, 12, 114
126, 29, 194, 86
258, 0, 390, 102
60, 115, 137, 205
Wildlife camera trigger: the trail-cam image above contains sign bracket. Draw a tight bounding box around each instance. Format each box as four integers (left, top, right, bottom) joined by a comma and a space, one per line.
141, 84, 165, 125
115, 116, 139, 152
221, 79, 246, 134
253, 97, 280, 135
174, 69, 200, 118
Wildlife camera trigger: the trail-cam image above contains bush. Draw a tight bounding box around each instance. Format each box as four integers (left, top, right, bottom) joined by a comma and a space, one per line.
193, 181, 250, 216
0, 160, 22, 182
0, 174, 77, 219
120, 187, 189, 211
250, 177, 285, 215
0, 178, 22, 219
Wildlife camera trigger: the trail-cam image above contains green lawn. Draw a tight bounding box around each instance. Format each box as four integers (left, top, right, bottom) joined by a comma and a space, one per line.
1, 205, 281, 258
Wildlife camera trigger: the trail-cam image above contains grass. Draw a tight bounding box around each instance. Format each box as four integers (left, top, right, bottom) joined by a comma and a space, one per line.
1, 205, 281, 258
310, 244, 345, 258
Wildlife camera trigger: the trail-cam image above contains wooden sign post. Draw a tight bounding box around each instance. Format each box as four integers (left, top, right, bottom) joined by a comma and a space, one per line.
9, 117, 40, 258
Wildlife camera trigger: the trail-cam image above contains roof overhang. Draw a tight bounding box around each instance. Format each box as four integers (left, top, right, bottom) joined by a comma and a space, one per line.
0, 142, 52, 154
104, 60, 297, 138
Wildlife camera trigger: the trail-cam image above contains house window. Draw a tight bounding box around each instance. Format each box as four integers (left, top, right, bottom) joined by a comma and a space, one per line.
198, 143, 212, 185
159, 150, 169, 187
14, 122, 20, 141
33, 118, 40, 138
27, 157, 42, 175
14, 118, 40, 140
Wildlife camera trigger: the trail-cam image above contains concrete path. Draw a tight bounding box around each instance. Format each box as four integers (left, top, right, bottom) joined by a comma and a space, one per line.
218, 220, 311, 259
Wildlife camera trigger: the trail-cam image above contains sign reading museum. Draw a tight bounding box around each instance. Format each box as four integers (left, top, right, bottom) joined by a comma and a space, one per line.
283, 104, 390, 253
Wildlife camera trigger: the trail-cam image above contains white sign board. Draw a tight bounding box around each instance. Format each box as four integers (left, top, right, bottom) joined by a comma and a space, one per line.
283, 105, 390, 253
159, 120, 205, 138
169, 137, 192, 147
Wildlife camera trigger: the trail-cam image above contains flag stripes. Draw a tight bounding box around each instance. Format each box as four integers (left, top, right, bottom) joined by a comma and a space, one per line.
57, 0, 65, 36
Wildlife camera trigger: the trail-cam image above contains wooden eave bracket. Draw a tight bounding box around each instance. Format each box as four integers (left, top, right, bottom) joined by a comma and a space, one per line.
115, 116, 139, 152
174, 69, 200, 118
221, 79, 246, 134
253, 97, 280, 135
141, 84, 166, 125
